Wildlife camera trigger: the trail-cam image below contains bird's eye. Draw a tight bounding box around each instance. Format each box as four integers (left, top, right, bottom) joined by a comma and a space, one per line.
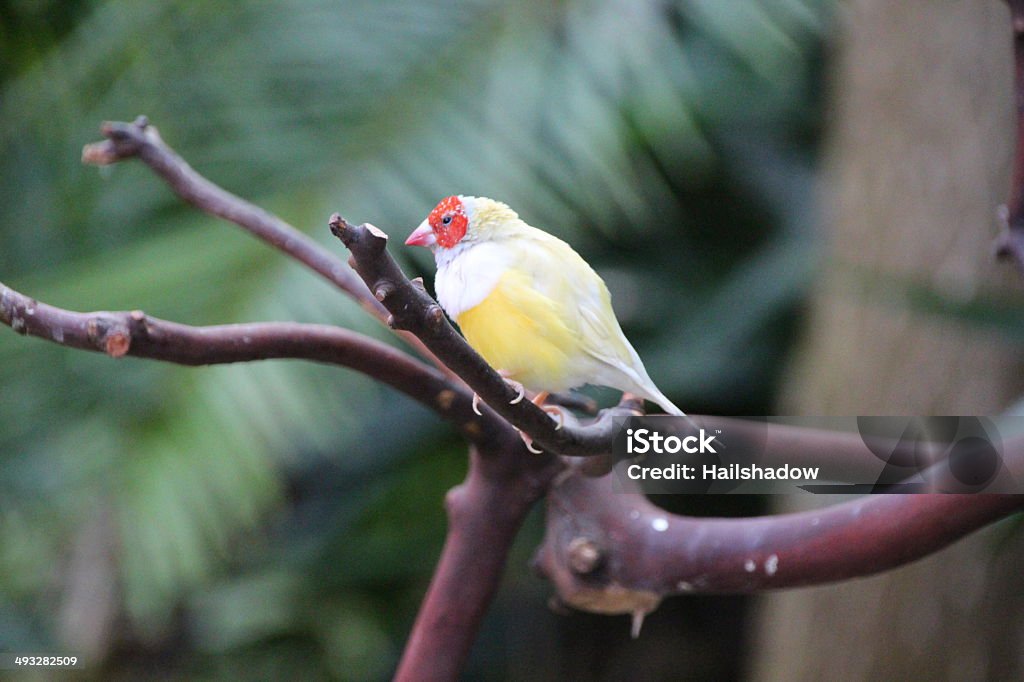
442, 215, 453, 225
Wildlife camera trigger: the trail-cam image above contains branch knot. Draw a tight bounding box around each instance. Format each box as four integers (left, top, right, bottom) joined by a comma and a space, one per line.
374, 282, 395, 302
568, 537, 604, 575
86, 316, 132, 358
426, 305, 446, 332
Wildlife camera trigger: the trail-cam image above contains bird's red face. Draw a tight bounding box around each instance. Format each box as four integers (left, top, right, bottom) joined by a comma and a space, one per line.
405, 195, 468, 249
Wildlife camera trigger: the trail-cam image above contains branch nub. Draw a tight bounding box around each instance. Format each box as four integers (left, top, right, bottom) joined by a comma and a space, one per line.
86, 316, 132, 358
568, 537, 604, 575
82, 116, 157, 166
426, 305, 446, 332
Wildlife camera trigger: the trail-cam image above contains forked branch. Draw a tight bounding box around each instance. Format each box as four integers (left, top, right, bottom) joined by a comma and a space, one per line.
81, 117, 452, 374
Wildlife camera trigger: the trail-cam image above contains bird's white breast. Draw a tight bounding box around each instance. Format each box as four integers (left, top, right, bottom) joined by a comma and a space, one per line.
433, 241, 510, 319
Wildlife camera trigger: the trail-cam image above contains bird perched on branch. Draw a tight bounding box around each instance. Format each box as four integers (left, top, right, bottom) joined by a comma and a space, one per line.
405, 195, 685, 429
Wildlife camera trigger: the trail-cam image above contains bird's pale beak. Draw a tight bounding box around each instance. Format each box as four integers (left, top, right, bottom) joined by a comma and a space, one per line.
405, 221, 437, 247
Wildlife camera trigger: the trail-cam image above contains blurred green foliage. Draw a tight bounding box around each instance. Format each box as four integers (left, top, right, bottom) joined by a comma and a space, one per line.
0, 1, 832, 679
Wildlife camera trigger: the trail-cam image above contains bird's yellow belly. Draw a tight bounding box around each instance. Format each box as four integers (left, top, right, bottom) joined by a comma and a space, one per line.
455, 272, 577, 392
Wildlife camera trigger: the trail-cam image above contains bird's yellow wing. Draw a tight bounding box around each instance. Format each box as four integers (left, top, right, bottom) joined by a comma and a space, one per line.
456, 266, 577, 390
453, 228, 643, 394
505, 228, 681, 414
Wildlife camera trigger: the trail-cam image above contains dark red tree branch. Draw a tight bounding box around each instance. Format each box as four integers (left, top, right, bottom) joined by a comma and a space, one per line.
395, 444, 562, 682
0, 279, 503, 443
81, 117, 451, 374
534, 468, 1024, 632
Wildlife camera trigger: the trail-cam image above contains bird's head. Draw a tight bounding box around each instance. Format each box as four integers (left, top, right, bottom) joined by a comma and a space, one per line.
405, 195, 519, 250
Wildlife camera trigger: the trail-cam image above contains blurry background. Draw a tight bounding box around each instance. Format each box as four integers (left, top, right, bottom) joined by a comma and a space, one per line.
1, 1, 1021, 680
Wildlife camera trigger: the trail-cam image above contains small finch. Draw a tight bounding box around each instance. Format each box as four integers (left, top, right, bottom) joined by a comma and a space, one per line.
405, 195, 685, 420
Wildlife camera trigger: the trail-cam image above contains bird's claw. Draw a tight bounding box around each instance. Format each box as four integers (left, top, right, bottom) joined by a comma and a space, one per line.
507, 381, 525, 404
542, 405, 565, 431
529, 391, 563, 430
497, 370, 526, 405
472, 393, 482, 416
518, 429, 544, 454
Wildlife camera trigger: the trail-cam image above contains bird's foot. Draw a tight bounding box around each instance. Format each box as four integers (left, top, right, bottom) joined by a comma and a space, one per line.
498, 370, 525, 405
531, 391, 563, 431
477, 375, 559, 448
472, 371, 525, 415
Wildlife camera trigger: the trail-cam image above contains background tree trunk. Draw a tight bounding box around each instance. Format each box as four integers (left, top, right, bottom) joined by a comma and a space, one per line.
750, 1, 1024, 679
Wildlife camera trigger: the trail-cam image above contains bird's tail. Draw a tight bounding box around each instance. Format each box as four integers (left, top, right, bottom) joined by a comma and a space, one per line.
637, 385, 703, 433
640, 385, 686, 418
599, 346, 692, 421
